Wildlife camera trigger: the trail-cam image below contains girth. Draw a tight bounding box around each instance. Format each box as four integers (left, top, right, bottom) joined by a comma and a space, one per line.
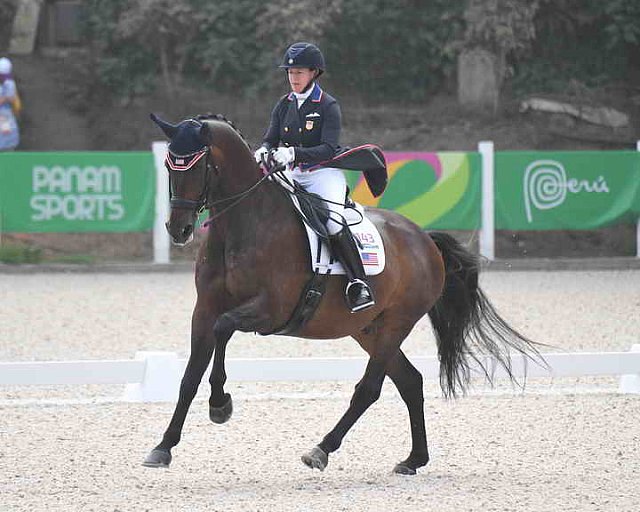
260, 270, 328, 336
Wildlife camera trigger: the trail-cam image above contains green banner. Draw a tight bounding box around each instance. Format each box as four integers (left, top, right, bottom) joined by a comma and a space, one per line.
2, 149, 636, 234
345, 152, 481, 229
0, 152, 155, 233
495, 151, 640, 230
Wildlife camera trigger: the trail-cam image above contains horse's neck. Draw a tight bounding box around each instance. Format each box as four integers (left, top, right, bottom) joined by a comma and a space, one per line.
212, 126, 261, 197
208, 123, 292, 235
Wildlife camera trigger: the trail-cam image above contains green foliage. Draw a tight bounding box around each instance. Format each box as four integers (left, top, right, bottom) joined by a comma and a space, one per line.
322, 0, 466, 100
511, 0, 638, 95
82, 0, 269, 96
79, 0, 638, 101
253, 0, 343, 93
82, 0, 157, 97
0, 0, 18, 52
187, 0, 266, 92
81, 0, 466, 100
462, 0, 538, 56
458, 0, 540, 92
0, 243, 95, 265
0, 244, 42, 264
603, 0, 640, 49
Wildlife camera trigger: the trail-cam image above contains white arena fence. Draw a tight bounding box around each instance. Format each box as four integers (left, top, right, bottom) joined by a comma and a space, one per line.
1, 346, 639, 402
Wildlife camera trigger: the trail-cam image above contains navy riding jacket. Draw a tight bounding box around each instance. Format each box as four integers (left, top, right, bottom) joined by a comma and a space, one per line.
262, 83, 341, 167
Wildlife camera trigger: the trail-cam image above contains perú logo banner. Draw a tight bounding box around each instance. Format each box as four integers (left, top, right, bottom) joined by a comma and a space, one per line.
523, 159, 610, 223
0, 152, 155, 233
495, 151, 640, 230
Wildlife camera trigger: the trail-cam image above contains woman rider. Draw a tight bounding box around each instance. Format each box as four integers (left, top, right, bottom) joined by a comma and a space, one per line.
253, 42, 375, 313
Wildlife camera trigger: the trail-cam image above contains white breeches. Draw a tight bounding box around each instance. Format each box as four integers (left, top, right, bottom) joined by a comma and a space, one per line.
289, 166, 346, 235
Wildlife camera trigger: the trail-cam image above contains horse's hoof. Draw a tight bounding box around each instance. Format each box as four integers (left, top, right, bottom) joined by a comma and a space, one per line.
393, 462, 417, 475
209, 393, 233, 424
142, 449, 172, 468
301, 446, 328, 471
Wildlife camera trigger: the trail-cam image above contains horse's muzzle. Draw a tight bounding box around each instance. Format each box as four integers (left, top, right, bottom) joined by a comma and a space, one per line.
166, 221, 194, 246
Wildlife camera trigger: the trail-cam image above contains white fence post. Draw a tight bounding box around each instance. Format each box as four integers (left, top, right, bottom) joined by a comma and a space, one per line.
123, 351, 183, 403
478, 141, 495, 260
636, 141, 639, 259
619, 344, 640, 394
152, 141, 170, 264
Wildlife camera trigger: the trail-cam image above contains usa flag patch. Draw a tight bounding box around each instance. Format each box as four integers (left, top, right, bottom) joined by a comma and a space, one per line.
361, 252, 379, 266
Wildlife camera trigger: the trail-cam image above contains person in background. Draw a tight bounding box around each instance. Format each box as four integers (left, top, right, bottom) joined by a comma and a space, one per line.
0, 57, 20, 151
253, 42, 375, 313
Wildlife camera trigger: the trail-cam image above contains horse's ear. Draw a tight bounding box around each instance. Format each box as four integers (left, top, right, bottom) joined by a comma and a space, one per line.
199, 122, 211, 145
150, 113, 178, 139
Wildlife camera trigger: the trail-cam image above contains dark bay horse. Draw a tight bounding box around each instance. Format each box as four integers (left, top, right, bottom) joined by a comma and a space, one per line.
143, 114, 544, 475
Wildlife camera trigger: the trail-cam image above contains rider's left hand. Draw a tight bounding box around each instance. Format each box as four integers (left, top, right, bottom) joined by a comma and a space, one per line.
273, 147, 295, 166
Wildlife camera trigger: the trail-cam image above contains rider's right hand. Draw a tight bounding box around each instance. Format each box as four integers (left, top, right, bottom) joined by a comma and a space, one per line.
254, 146, 269, 164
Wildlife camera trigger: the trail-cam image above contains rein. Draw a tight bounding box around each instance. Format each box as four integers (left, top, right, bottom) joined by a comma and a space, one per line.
169, 147, 285, 227
169, 142, 363, 232
201, 162, 281, 225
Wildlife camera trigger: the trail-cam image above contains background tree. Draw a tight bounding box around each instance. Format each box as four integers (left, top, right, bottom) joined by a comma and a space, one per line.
457, 0, 538, 111
116, 0, 200, 96
79, 0, 637, 106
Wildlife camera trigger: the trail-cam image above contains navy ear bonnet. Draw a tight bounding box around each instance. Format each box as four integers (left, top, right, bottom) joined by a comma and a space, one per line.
150, 114, 209, 171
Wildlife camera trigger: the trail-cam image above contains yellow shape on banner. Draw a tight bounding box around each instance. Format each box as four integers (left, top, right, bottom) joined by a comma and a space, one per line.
351, 160, 406, 206
395, 153, 469, 226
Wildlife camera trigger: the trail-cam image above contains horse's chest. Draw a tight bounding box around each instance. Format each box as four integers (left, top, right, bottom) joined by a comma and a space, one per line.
224, 246, 258, 293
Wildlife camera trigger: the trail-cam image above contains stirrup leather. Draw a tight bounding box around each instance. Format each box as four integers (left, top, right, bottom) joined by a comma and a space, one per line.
345, 278, 375, 313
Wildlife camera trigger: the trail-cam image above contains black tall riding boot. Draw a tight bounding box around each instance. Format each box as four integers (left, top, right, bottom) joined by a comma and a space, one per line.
329, 227, 375, 313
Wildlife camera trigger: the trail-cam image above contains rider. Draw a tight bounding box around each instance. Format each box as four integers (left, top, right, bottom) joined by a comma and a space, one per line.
254, 42, 375, 313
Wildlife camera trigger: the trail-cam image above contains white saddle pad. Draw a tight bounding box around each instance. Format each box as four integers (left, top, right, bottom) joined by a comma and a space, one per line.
271, 173, 386, 276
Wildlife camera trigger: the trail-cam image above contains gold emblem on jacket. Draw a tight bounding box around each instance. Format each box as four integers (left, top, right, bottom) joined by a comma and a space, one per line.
305, 120, 314, 130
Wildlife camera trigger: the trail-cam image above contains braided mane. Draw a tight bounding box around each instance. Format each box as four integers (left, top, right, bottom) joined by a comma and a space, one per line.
196, 113, 249, 149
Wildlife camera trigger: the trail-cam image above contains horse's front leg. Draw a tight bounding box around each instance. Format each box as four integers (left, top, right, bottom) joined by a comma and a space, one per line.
208, 320, 233, 424
142, 305, 216, 468
208, 294, 272, 424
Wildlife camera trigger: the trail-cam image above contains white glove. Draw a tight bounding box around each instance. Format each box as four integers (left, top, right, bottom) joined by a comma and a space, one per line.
254, 146, 269, 164
273, 147, 295, 166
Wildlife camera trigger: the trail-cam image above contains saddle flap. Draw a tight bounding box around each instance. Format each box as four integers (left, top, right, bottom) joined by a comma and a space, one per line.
271, 172, 386, 276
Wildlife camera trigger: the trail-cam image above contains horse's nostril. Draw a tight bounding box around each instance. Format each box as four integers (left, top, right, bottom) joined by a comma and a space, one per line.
182, 224, 193, 238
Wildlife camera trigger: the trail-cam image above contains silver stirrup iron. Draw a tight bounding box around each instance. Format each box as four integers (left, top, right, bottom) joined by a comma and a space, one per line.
345, 279, 375, 313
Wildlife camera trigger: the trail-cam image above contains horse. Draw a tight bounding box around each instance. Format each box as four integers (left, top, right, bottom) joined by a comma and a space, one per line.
143, 113, 545, 475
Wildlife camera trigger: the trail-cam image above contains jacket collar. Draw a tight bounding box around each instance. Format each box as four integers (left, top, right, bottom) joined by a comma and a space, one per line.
287, 82, 323, 103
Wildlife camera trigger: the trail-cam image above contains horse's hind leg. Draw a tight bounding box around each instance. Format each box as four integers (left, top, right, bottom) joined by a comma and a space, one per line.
385, 350, 429, 475
301, 356, 388, 472
301, 315, 423, 473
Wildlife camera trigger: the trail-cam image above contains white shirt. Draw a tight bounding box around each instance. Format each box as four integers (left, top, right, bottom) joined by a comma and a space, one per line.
293, 83, 315, 108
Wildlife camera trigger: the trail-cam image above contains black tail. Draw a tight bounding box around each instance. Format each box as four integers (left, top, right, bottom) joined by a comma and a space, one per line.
428, 232, 547, 398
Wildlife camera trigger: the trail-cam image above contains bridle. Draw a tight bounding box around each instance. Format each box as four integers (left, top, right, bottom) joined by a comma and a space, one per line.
166, 146, 214, 214
166, 144, 282, 223
167, 143, 362, 236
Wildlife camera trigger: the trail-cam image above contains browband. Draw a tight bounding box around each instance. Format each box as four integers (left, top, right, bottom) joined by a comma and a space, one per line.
165, 148, 207, 171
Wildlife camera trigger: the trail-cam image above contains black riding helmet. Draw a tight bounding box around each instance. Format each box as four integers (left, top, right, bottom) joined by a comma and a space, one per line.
279, 42, 325, 76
